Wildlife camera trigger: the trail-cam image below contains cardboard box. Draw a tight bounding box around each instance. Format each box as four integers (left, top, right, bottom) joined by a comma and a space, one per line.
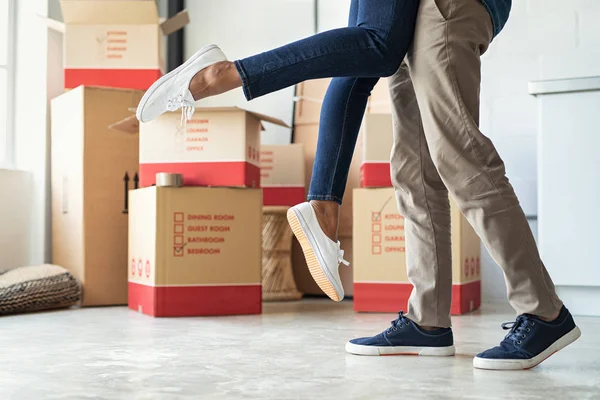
367, 78, 392, 114
294, 78, 331, 125
128, 186, 262, 317
292, 236, 354, 296
353, 188, 481, 314
51, 0, 189, 90
51, 86, 143, 306
111, 107, 287, 188
361, 114, 394, 187
260, 144, 305, 206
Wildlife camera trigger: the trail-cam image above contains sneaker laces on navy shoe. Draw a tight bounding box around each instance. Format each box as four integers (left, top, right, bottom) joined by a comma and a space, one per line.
386, 311, 411, 333
501, 314, 535, 346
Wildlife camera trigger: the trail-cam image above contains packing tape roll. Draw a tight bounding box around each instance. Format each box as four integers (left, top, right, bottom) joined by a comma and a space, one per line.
155, 173, 183, 187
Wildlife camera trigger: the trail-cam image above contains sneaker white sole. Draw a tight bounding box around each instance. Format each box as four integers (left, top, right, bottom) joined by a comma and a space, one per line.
473, 325, 581, 370
345, 341, 456, 356
287, 207, 343, 302
136, 44, 223, 123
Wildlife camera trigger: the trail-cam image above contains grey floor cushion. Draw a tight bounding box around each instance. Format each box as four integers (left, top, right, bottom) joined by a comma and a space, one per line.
0, 264, 81, 315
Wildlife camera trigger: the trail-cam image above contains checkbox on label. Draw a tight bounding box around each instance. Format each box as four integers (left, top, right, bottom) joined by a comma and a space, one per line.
174, 224, 184, 234
372, 234, 381, 244
372, 245, 382, 255
372, 222, 381, 233
372, 212, 381, 222
174, 235, 184, 245
173, 246, 184, 257
174, 212, 184, 223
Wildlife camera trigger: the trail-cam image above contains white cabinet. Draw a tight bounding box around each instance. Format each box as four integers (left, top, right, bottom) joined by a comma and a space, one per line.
530, 77, 600, 316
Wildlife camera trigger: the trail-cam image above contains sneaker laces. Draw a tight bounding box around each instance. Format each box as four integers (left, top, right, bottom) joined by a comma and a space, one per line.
166, 92, 196, 125
501, 314, 533, 345
387, 311, 410, 333
336, 241, 350, 266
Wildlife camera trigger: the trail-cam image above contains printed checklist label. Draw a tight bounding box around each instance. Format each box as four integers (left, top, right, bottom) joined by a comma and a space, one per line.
172, 212, 235, 257
371, 196, 405, 255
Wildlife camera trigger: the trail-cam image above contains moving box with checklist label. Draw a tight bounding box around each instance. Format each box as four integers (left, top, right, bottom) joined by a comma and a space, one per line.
49, 0, 189, 90
353, 188, 481, 314
51, 86, 143, 306
111, 107, 288, 189
260, 144, 305, 206
128, 186, 262, 317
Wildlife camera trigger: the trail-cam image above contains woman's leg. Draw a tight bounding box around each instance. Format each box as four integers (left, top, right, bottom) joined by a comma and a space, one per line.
308, 76, 379, 240
189, 0, 419, 101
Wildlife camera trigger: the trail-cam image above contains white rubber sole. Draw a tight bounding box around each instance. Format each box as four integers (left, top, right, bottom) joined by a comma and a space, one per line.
136, 44, 222, 123
287, 207, 343, 302
473, 326, 581, 370
345, 341, 456, 356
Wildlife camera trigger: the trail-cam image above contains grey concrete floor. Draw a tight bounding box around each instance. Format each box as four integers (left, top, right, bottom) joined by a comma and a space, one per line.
0, 299, 599, 400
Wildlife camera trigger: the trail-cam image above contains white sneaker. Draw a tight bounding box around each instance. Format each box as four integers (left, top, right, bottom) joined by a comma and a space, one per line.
287, 202, 349, 302
136, 44, 228, 124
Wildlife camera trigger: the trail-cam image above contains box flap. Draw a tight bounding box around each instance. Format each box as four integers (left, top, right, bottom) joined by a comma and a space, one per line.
60, 0, 159, 24
40, 16, 66, 33
108, 115, 139, 134
129, 106, 289, 128
160, 10, 189, 36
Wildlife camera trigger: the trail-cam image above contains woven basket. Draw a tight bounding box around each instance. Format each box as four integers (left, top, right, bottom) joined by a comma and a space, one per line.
262, 206, 302, 301
0, 264, 81, 315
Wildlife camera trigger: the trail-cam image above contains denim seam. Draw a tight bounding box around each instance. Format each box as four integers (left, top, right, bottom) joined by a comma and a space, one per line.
443, 14, 561, 313
234, 60, 253, 101
329, 77, 359, 201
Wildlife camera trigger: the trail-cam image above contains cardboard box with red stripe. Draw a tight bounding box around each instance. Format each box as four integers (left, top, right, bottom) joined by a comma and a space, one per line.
360, 114, 394, 187
128, 186, 262, 317
111, 107, 287, 188
361, 114, 394, 188
353, 188, 481, 314
51, 0, 189, 90
260, 144, 305, 206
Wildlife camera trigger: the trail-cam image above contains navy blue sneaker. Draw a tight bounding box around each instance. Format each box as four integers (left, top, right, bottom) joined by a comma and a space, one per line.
473, 306, 581, 370
345, 312, 455, 356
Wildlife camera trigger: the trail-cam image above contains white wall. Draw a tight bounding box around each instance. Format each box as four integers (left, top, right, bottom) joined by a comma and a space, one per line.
0, 170, 32, 273
13, 0, 53, 266
184, 0, 315, 145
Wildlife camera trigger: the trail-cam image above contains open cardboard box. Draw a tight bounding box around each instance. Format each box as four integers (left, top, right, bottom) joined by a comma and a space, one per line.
110, 107, 288, 188
47, 0, 189, 90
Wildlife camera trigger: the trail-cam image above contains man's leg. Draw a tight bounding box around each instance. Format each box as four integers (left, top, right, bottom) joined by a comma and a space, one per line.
344, 63, 456, 357
407, 0, 562, 319
388, 62, 452, 329
406, 0, 579, 370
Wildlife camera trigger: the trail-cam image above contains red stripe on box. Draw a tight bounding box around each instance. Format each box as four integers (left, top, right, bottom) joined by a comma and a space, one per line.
64, 68, 162, 90
262, 187, 305, 206
353, 282, 412, 312
360, 162, 392, 187
353, 281, 481, 315
128, 282, 262, 317
140, 161, 260, 188
451, 280, 481, 315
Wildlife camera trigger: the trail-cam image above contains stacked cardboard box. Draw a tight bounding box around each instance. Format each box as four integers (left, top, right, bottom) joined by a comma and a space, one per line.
128, 186, 262, 317
353, 80, 482, 314
353, 188, 481, 314
51, 86, 143, 306
112, 108, 287, 317
260, 144, 305, 207
49, 0, 189, 90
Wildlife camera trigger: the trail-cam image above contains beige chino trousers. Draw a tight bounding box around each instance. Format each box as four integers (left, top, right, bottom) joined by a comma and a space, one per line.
388, 0, 563, 327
